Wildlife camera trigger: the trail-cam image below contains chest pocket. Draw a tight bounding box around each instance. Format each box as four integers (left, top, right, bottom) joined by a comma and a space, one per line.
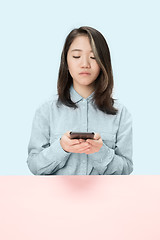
100, 132, 116, 149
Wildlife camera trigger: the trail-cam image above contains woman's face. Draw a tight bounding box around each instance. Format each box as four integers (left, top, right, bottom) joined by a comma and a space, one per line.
67, 35, 100, 89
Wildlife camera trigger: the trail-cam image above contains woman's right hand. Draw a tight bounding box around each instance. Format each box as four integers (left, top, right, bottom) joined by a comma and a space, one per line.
60, 131, 91, 153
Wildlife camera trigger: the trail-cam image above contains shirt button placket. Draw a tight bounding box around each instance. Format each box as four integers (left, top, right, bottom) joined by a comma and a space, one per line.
82, 99, 88, 132
81, 99, 88, 175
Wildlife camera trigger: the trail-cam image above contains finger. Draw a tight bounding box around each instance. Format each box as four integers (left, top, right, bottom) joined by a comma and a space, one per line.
70, 146, 90, 153
83, 147, 95, 154
71, 143, 90, 152
73, 142, 90, 149
64, 135, 80, 146
78, 146, 91, 153
79, 139, 86, 143
69, 139, 80, 145
85, 147, 100, 154
65, 131, 71, 138
70, 138, 85, 145
94, 133, 101, 140
86, 139, 100, 147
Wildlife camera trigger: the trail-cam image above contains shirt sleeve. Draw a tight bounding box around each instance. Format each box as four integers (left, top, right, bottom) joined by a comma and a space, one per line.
27, 104, 71, 175
89, 105, 133, 175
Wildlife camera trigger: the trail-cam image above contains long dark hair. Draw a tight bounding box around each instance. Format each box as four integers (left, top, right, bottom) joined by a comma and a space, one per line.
57, 26, 118, 115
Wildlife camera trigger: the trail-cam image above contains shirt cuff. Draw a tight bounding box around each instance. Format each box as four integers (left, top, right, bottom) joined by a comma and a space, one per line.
42, 138, 71, 164
89, 142, 115, 165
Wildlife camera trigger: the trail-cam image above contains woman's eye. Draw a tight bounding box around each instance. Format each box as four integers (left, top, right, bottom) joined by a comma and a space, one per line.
72, 56, 96, 59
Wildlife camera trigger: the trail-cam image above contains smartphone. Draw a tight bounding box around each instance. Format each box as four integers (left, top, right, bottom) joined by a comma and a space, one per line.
70, 132, 95, 140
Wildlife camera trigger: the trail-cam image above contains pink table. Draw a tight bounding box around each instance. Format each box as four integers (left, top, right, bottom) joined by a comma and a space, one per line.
0, 176, 160, 240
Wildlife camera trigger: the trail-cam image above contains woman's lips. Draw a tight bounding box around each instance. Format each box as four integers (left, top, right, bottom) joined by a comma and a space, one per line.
79, 72, 91, 75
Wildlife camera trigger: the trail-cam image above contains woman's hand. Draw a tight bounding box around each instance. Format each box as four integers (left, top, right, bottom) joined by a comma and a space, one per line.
60, 131, 103, 154
60, 131, 91, 153
84, 133, 103, 154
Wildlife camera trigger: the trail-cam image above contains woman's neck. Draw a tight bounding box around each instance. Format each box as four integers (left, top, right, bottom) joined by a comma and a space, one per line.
73, 82, 95, 99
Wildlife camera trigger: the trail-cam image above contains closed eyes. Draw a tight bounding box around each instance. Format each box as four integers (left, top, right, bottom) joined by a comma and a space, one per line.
73, 56, 95, 59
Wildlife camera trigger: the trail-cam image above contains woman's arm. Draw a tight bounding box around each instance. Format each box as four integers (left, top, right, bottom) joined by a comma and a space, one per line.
27, 105, 71, 175
88, 106, 133, 175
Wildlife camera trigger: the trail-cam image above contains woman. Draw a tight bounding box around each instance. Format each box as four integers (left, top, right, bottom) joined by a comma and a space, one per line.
27, 26, 133, 175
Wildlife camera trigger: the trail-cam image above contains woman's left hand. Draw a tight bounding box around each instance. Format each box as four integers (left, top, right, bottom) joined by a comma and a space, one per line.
80, 133, 103, 154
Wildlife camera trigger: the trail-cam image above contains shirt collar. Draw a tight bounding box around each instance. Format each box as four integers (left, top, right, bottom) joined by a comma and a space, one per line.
70, 84, 95, 103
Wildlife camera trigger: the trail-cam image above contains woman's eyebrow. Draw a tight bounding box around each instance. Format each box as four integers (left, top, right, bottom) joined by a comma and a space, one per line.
71, 49, 93, 52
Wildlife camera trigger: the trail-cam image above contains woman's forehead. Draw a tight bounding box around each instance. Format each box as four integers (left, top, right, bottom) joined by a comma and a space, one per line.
69, 36, 92, 52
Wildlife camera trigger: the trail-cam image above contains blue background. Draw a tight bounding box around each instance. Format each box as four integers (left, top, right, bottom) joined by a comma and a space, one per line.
0, 0, 159, 174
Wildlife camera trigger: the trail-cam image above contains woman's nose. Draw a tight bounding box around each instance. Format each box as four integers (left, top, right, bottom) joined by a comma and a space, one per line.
81, 57, 91, 68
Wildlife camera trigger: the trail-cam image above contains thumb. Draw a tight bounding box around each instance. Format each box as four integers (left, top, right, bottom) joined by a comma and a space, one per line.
65, 131, 71, 138
94, 133, 101, 140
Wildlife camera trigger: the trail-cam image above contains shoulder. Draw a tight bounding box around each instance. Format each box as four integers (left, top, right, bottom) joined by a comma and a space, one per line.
113, 99, 132, 120
35, 94, 59, 116
113, 99, 124, 111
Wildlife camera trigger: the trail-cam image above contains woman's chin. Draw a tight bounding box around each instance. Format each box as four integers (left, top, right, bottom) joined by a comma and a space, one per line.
78, 80, 95, 86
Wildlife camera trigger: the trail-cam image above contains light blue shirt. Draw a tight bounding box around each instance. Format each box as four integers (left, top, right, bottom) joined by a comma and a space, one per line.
27, 84, 133, 175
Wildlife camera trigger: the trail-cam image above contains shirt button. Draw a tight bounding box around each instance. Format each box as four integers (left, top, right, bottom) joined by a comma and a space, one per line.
109, 155, 112, 160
